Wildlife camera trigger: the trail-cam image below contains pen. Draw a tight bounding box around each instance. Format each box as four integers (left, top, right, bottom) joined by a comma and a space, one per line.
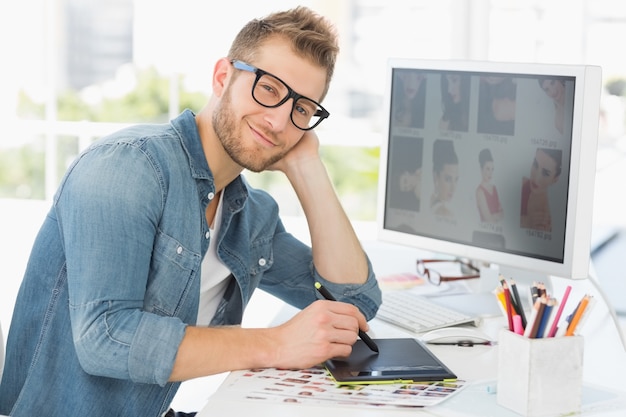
530, 282, 539, 310
537, 282, 547, 299
528, 298, 546, 338
535, 297, 555, 338
557, 299, 581, 337
314, 282, 379, 353
573, 295, 595, 335
512, 314, 524, 335
523, 298, 541, 338
547, 285, 571, 337
501, 280, 514, 332
493, 287, 508, 317
566, 294, 590, 336
509, 279, 527, 328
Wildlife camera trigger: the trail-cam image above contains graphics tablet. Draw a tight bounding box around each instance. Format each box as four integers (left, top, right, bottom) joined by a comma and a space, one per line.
324, 338, 457, 385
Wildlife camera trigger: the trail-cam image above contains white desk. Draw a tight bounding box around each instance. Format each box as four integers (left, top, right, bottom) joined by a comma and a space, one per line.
195, 241, 626, 416
197, 308, 626, 417
197, 307, 626, 416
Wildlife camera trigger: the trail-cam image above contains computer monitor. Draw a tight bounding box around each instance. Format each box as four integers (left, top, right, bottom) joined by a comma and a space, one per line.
377, 59, 602, 286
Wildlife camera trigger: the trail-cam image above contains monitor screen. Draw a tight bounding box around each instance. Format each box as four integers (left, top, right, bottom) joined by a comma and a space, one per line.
377, 59, 601, 280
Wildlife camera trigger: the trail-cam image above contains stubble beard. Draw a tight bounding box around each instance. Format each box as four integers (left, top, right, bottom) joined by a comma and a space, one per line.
212, 88, 287, 173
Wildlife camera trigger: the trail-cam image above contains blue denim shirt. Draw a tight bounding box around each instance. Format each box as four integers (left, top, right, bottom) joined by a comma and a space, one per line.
0, 110, 381, 417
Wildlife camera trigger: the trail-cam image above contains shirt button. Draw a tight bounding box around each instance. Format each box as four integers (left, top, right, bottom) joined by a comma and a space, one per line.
176, 246, 183, 255
208, 192, 215, 200
205, 231, 210, 239
258, 258, 267, 267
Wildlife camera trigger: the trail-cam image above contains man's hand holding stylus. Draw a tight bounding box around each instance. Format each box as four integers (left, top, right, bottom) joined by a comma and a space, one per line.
268, 300, 370, 369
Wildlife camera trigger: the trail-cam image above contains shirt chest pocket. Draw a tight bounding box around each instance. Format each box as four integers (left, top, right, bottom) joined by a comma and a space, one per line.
146, 231, 201, 318
248, 237, 273, 276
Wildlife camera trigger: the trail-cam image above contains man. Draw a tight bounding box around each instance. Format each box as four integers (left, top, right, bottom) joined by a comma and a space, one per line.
0, 7, 381, 417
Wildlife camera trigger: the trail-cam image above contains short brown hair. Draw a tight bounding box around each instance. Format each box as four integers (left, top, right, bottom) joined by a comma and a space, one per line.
228, 6, 339, 100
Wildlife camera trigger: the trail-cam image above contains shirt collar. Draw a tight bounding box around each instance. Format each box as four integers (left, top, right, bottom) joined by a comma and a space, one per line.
171, 109, 249, 211
171, 109, 212, 180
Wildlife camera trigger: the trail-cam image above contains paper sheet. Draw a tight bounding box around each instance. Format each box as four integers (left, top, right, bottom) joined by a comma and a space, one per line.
213, 365, 467, 409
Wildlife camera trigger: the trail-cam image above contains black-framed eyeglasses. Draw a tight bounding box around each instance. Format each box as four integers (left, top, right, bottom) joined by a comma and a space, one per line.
230, 60, 330, 131
416, 259, 480, 286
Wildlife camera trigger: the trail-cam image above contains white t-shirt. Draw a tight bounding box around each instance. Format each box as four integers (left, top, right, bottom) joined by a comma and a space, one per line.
196, 195, 232, 326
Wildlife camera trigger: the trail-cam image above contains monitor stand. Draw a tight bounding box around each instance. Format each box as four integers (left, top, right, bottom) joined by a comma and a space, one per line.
421, 263, 504, 318
424, 262, 552, 319
495, 264, 554, 307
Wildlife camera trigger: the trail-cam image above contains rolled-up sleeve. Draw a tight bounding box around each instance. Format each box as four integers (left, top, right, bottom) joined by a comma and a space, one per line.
313, 258, 381, 320
56, 141, 188, 386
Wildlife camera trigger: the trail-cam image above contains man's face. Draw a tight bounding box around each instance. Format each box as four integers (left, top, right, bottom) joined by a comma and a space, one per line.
213, 38, 327, 172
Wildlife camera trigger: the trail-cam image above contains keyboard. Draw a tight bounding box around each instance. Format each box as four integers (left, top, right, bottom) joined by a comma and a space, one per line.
376, 291, 478, 334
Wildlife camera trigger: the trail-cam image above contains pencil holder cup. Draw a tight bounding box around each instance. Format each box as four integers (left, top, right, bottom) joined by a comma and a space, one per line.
496, 329, 584, 417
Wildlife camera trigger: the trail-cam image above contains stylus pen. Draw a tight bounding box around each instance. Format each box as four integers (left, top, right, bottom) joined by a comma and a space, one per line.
314, 282, 379, 353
